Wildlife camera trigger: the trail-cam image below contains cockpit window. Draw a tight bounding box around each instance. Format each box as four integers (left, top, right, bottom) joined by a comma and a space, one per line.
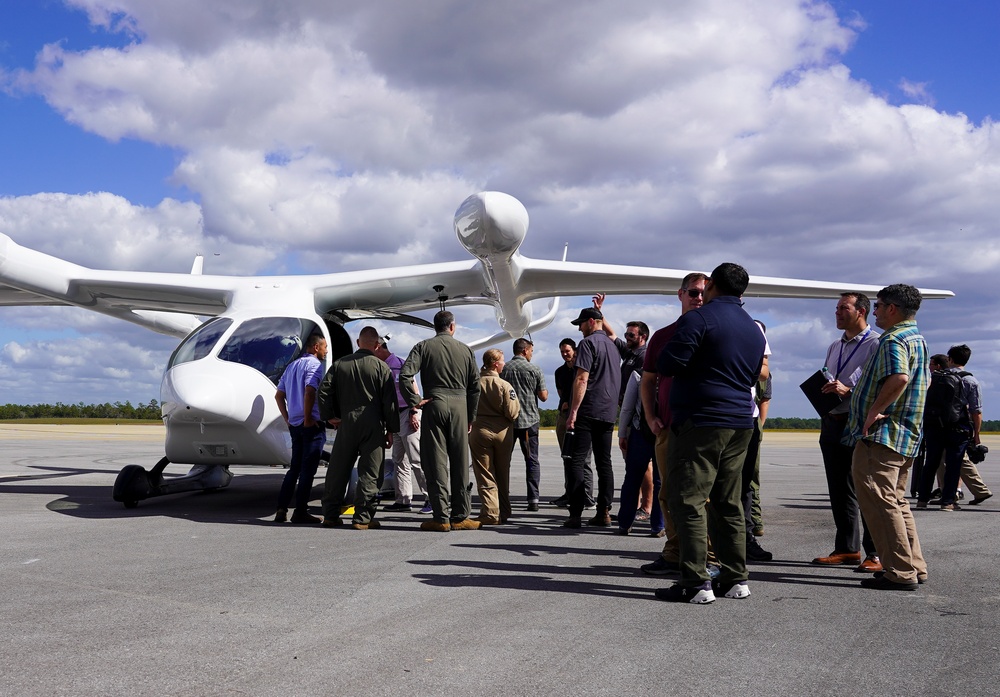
217, 317, 322, 384
168, 317, 233, 370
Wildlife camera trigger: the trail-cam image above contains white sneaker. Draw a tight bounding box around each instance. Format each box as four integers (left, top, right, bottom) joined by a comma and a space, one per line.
722, 581, 751, 599
655, 581, 716, 604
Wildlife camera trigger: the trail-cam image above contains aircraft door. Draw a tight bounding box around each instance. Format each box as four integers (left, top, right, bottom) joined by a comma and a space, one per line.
324, 320, 353, 363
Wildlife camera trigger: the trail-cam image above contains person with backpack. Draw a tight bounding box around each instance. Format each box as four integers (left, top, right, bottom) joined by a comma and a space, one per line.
916, 344, 988, 510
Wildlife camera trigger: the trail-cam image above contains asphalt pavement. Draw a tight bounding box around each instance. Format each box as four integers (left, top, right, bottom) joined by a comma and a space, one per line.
1, 424, 998, 696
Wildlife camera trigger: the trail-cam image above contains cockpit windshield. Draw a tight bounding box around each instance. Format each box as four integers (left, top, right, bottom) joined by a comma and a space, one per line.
217, 317, 322, 384
168, 317, 233, 370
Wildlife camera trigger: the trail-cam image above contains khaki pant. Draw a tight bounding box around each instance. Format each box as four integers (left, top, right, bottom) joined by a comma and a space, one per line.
852, 441, 927, 583
655, 429, 680, 562
470, 424, 513, 521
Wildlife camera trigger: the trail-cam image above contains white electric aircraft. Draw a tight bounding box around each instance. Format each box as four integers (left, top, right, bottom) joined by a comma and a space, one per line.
0, 191, 953, 507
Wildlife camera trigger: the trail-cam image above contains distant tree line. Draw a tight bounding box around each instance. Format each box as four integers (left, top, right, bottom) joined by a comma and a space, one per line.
0, 400, 162, 421
3, 405, 997, 431
538, 410, 998, 432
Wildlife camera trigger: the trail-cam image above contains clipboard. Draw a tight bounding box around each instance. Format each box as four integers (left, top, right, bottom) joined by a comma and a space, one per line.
799, 370, 845, 417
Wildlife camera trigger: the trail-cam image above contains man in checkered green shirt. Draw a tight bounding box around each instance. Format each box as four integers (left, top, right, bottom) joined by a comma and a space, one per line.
845, 284, 930, 591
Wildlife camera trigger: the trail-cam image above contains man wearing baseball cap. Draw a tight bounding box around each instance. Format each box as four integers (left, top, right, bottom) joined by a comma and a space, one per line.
564, 307, 621, 528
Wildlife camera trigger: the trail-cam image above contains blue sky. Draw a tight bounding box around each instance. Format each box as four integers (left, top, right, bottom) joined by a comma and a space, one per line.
832, 1, 1000, 123
1, 1, 999, 418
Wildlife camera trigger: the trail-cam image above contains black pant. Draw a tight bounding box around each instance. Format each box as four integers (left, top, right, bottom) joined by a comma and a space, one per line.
568, 416, 614, 516
918, 427, 970, 506
820, 437, 875, 555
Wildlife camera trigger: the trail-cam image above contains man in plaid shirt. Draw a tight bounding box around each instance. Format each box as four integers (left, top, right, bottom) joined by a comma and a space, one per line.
845, 284, 929, 591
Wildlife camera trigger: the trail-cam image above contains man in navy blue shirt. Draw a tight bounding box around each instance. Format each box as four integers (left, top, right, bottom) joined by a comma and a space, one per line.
654, 263, 766, 604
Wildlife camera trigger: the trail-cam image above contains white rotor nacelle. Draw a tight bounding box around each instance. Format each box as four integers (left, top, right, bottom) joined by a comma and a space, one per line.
454, 191, 529, 260
453, 192, 534, 335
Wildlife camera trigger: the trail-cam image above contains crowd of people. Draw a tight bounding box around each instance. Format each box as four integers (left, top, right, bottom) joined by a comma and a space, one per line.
271, 264, 992, 604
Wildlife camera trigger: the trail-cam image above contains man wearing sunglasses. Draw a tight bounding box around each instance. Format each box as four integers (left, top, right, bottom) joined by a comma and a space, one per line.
638, 272, 709, 576
845, 284, 929, 591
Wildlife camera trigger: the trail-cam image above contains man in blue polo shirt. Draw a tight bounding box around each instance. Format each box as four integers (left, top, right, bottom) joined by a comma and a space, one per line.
654, 263, 766, 604
274, 334, 329, 524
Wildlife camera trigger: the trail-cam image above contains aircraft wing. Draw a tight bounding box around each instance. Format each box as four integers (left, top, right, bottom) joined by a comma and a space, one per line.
0, 284, 72, 307
311, 260, 491, 314
511, 257, 954, 301
0, 222, 954, 343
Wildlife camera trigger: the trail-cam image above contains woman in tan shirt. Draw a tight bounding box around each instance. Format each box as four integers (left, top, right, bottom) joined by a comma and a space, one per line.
470, 348, 520, 524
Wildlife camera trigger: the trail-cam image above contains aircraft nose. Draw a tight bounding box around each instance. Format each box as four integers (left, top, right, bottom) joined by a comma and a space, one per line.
161, 361, 243, 422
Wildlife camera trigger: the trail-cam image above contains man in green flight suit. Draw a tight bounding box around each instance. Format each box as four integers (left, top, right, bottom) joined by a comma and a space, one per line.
400, 310, 481, 531
319, 325, 399, 530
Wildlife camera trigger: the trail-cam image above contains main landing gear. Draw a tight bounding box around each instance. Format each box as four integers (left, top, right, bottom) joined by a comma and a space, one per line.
112, 457, 234, 508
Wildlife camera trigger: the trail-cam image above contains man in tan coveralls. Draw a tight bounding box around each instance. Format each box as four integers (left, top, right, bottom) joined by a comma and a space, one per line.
319, 326, 399, 530
401, 310, 481, 531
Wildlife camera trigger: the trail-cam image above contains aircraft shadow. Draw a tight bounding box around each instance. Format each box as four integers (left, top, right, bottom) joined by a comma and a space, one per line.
0, 469, 292, 524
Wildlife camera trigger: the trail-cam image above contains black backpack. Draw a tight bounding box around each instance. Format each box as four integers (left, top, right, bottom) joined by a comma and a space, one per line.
924, 370, 972, 430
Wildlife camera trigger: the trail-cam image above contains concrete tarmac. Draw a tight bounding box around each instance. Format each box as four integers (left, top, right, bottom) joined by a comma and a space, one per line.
1, 424, 998, 696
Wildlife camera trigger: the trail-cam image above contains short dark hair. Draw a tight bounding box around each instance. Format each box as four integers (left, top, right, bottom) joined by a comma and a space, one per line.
929, 354, 949, 371
512, 337, 533, 355
680, 272, 709, 290
877, 284, 922, 319
710, 262, 750, 297
305, 334, 326, 349
841, 292, 870, 318
358, 326, 380, 342
947, 344, 972, 366
559, 337, 576, 350
433, 310, 455, 332
625, 321, 649, 340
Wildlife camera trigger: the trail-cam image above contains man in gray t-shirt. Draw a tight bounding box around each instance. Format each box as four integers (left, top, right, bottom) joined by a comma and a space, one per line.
565, 307, 621, 528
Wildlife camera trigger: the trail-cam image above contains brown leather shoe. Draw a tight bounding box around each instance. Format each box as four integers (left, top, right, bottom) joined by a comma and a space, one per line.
854, 554, 882, 573
351, 519, 381, 530
812, 551, 861, 565
273, 508, 288, 523
451, 518, 482, 530
321, 517, 343, 528
563, 516, 582, 529
477, 515, 502, 525
420, 520, 451, 532
587, 509, 611, 527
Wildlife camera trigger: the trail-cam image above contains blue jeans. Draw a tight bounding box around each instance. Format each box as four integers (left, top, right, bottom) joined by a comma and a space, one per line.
514, 424, 541, 502
617, 428, 662, 532
279, 423, 327, 511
